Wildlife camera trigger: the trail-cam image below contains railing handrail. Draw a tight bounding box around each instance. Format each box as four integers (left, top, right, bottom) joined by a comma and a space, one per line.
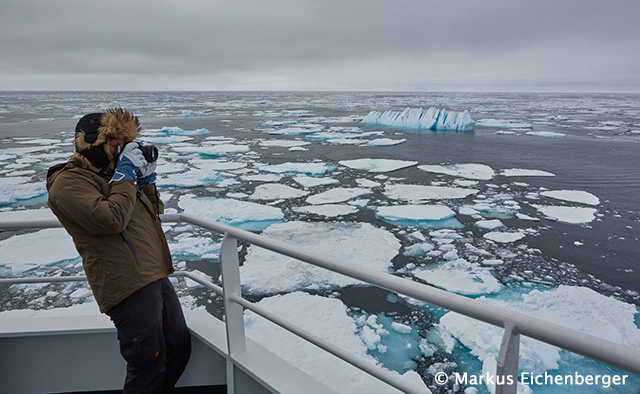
1, 215, 639, 389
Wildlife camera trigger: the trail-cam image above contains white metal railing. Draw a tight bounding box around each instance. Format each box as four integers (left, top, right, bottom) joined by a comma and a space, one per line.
1, 214, 639, 394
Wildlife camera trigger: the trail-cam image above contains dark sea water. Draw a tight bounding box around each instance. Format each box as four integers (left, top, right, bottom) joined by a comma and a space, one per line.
1, 91, 639, 393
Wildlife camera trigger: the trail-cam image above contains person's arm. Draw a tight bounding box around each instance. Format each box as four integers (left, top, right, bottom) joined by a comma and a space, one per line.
49, 171, 138, 235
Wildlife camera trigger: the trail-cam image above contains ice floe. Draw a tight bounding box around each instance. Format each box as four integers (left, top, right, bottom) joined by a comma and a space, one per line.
339, 158, 418, 173
540, 190, 600, 206
244, 292, 430, 394
362, 107, 475, 132
438, 285, 640, 392
158, 168, 225, 188
0, 207, 57, 222
171, 144, 250, 157
501, 168, 555, 177
375, 205, 461, 228
258, 139, 311, 148
526, 131, 566, 138
249, 183, 309, 200
0, 176, 47, 206
256, 162, 336, 176
151, 126, 210, 135
364, 138, 406, 146
413, 258, 502, 295
417, 163, 495, 180
476, 119, 533, 128
178, 195, 284, 231
306, 187, 371, 205
483, 231, 526, 243
531, 205, 597, 224
240, 221, 400, 294
384, 184, 478, 202
167, 234, 221, 261
474, 219, 505, 230
292, 175, 339, 188
0, 229, 79, 275
292, 204, 358, 217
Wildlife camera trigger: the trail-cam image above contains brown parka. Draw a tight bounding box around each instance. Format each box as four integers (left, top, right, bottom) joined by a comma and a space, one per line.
46, 156, 174, 313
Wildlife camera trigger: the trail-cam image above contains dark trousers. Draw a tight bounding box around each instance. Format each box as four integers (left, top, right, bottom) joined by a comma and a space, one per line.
106, 277, 192, 394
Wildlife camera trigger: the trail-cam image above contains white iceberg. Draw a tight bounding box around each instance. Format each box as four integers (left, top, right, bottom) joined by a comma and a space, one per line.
362, 107, 474, 132
240, 221, 400, 294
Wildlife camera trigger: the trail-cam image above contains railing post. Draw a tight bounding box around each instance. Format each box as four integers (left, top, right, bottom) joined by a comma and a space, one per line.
220, 233, 246, 394
496, 324, 520, 394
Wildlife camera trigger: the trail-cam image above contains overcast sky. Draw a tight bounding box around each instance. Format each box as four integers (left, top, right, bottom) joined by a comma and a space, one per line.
1, 0, 639, 92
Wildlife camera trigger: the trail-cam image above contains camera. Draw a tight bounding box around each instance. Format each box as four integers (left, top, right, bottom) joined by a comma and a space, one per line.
138, 144, 158, 163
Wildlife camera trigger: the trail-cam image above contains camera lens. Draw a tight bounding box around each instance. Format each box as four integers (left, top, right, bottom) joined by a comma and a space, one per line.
139, 144, 158, 162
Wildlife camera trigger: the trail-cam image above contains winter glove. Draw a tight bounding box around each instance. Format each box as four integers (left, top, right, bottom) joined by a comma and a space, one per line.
137, 160, 157, 185
110, 142, 145, 183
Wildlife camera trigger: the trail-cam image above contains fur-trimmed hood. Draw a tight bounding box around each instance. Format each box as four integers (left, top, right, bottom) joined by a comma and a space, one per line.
73, 108, 140, 174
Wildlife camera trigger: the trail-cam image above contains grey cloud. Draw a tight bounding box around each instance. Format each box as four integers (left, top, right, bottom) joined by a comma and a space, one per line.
1, 0, 639, 91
